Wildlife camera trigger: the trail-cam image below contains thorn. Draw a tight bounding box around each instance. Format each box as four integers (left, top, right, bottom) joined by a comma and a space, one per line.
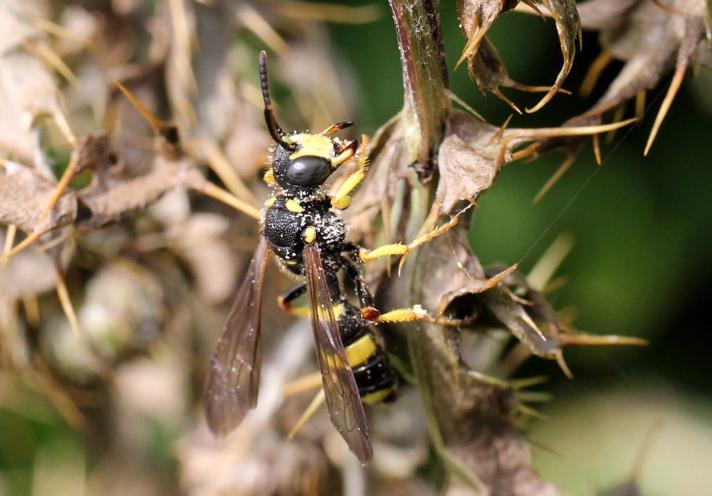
559, 334, 649, 347
201, 139, 260, 207
52, 104, 77, 146
635, 90, 647, 118
606, 104, 627, 144
113, 81, 169, 132
497, 118, 637, 167
526, 233, 575, 291
456, 19, 484, 69
592, 133, 602, 165
287, 389, 325, 440
644, 61, 687, 156
0, 230, 44, 263
511, 143, 541, 162
555, 350, 573, 378
22, 296, 41, 327
1, 224, 17, 267
516, 402, 547, 420
27, 41, 77, 84
275, 2, 381, 24
446, 89, 485, 121
579, 51, 612, 98
196, 182, 261, 220
510, 375, 549, 390
488, 114, 514, 146
41, 156, 78, 220
237, 3, 288, 55
55, 268, 80, 336
282, 372, 323, 396
533, 153, 577, 204
492, 88, 522, 114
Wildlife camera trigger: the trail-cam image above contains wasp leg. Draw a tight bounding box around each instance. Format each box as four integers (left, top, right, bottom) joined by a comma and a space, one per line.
340, 256, 380, 320
277, 282, 310, 318
359, 215, 460, 266
373, 305, 469, 327
332, 139, 358, 167
331, 135, 369, 209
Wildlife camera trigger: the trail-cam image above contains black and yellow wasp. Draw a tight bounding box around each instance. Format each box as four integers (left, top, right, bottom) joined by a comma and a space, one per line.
204, 51, 454, 463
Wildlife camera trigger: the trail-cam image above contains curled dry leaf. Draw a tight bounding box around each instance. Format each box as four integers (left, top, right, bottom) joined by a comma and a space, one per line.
435, 111, 634, 215
404, 225, 560, 495
77, 156, 205, 228
457, 0, 581, 112
567, 0, 710, 153
436, 111, 506, 213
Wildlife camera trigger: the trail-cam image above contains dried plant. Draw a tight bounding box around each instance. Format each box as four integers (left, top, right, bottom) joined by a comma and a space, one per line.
0, 0, 707, 495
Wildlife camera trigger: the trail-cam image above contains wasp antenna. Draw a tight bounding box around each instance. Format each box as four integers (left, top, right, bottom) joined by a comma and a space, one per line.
258, 50, 296, 150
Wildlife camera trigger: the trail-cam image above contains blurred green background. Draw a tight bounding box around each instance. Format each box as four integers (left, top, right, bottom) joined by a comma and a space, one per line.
330, 2, 712, 493
2, 1, 711, 494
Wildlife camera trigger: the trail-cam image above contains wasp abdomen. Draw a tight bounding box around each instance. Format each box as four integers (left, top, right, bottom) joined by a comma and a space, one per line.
339, 302, 398, 405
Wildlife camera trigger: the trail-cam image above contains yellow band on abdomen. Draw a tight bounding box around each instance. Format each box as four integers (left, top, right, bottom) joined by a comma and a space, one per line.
361, 387, 394, 405
344, 334, 377, 368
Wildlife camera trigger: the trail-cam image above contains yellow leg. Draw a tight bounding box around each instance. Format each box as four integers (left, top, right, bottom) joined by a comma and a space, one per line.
331, 135, 369, 209
359, 215, 459, 266
369, 304, 470, 327
277, 295, 311, 318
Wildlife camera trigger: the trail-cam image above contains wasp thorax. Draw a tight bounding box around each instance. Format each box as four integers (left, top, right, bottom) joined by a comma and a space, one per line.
285, 155, 332, 186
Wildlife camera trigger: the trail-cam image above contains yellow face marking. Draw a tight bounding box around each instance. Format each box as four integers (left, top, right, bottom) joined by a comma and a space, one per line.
286, 199, 304, 213
264, 196, 276, 207
289, 134, 335, 162
263, 169, 275, 185
302, 225, 316, 244
344, 334, 377, 368
361, 387, 395, 405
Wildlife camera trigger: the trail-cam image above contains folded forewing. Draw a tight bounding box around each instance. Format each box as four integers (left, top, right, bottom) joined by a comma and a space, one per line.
303, 243, 372, 462
204, 237, 271, 436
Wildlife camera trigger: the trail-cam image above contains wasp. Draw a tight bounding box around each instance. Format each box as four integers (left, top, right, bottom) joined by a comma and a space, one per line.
204, 51, 458, 462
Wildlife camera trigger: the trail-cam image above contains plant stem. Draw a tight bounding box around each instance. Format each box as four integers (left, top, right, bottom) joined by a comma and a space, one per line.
389, 0, 449, 169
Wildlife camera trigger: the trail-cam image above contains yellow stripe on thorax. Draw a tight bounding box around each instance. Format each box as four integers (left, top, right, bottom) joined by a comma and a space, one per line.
302, 225, 316, 244
344, 334, 377, 368
286, 199, 303, 212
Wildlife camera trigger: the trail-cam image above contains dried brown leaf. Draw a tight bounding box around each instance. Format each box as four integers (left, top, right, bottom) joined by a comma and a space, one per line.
406, 225, 560, 495
457, 0, 580, 112
436, 111, 503, 213
77, 156, 205, 228
562, 0, 710, 155
0, 161, 77, 234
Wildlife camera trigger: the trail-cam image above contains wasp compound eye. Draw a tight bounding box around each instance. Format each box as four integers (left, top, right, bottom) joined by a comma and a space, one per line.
286, 156, 332, 186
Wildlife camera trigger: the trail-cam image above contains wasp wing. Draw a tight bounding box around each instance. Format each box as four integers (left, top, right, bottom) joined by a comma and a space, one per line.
303, 242, 373, 462
204, 237, 271, 436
